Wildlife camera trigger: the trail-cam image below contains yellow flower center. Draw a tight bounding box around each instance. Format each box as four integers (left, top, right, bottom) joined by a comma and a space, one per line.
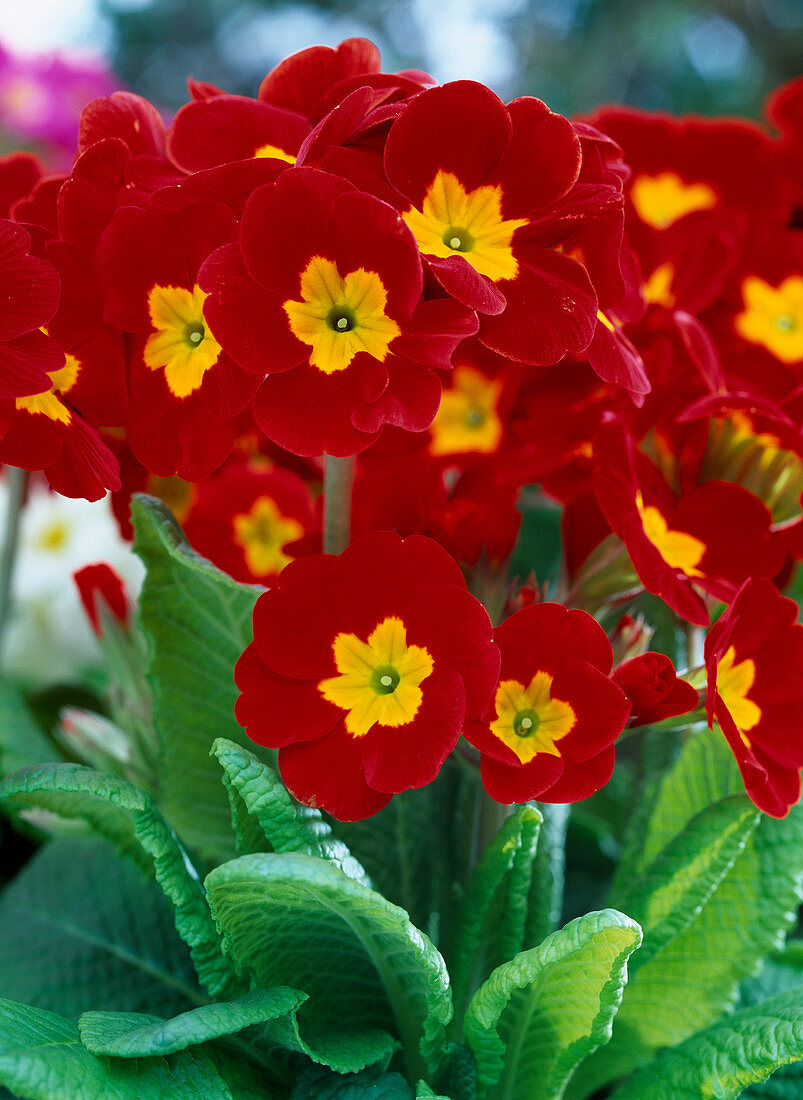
144, 284, 222, 398
715, 645, 761, 748
429, 366, 504, 456
402, 170, 528, 283
490, 671, 576, 764
643, 262, 677, 308
283, 256, 401, 375
253, 143, 296, 163
635, 493, 706, 577
318, 616, 434, 737
630, 172, 718, 230
35, 519, 69, 551
232, 496, 303, 577
734, 276, 803, 364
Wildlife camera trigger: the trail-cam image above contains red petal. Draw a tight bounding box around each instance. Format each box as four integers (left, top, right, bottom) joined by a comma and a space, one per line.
479, 247, 596, 365
279, 721, 392, 821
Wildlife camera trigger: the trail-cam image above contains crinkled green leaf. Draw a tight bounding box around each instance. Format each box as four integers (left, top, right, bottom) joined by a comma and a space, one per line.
80, 992, 397, 1077
0, 837, 201, 1018
0, 998, 267, 1099
211, 738, 367, 882
449, 805, 541, 1023
131, 493, 261, 863
79, 988, 307, 1056
436, 1042, 477, 1100
570, 728, 803, 1099
608, 989, 803, 1100
333, 771, 475, 938
464, 909, 641, 1100
416, 1084, 452, 1099
291, 1065, 413, 1100
205, 852, 452, 1081
611, 794, 759, 969
0, 762, 236, 998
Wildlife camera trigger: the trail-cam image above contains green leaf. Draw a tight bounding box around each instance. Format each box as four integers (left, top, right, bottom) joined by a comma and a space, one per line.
416, 1084, 452, 1099
0, 998, 268, 1099
607, 989, 803, 1100
611, 794, 759, 969
463, 909, 641, 1100
205, 852, 453, 1082
570, 727, 803, 1098
291, 1065, 413, 1100
81, 991, 397, 1077
742, 943, 803, 1008
0, 676, 59, 777
0, 762, 236, 998
131, 493, 260, 863
211, 738, 367, 882
78, 987, 307, 1056
449, 805, 541, 1023
0, 837, 202, 1018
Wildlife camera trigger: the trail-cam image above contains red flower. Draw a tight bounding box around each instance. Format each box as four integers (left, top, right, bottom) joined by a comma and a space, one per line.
74, 562, 130, 635
465, 603, 630, 804
592, 422, 784, 625
201, 166, 477, 456
183, 457, 317, 584
235, 530, 500, 820
383, 80, 602, 365
167, 94, 310, 173
0, 220, 62, 399
705, 578, 803, 817
97, 198, 261, 480
612, 652, 698, 727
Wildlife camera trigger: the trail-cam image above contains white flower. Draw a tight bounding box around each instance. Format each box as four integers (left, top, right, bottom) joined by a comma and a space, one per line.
1, 478, 144, 687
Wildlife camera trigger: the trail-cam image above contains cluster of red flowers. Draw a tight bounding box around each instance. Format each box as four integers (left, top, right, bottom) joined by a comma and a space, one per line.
4, 39, 803, 820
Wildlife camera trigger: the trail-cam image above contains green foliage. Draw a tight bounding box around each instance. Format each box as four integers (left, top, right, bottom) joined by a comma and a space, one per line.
0, 998, 268, 1099
0, 837, 201, 1019
211, 737, 367, 882
449, 805, 541, 1025
463, 909, 641, 1100
291, 1065, 413, 1100
205, 851, 453, 1082
131, 493, 261, 863
0, 761, 236, 998
333, 764, 477, 938
611, 794, 759, 969
0, 676, 59, 777
78, 988, 308, 1056
570, 728, 803, 1097
607, 989, 803, 1100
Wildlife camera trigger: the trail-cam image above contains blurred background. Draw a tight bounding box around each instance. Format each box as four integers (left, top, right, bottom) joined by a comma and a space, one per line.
0, 0, 800, 163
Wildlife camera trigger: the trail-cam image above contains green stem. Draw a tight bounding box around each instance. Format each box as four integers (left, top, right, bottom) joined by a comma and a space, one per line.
526, 801, 570, 946
323, 454, 354, 556
473, 789, 513, 868
0, 466, 28, 661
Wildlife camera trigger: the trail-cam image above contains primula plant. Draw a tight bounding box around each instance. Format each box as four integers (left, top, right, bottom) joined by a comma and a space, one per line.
3, 35, 803, 1100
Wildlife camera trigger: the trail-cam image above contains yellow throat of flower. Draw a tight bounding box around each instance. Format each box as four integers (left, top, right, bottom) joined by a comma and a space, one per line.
144, 283, 222, 398
402, 170, 527, 283
318, 616, 434, 736
490, 671, 576, 764
284, 256, 401, 374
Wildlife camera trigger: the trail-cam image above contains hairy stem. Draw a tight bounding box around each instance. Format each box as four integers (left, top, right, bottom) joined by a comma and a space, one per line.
323, 454, 355, 556
0, 466, 28, 661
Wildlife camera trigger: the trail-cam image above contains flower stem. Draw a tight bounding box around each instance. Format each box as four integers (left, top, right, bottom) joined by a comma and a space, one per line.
0, 466, 28, 661
323, 454, 354, 556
